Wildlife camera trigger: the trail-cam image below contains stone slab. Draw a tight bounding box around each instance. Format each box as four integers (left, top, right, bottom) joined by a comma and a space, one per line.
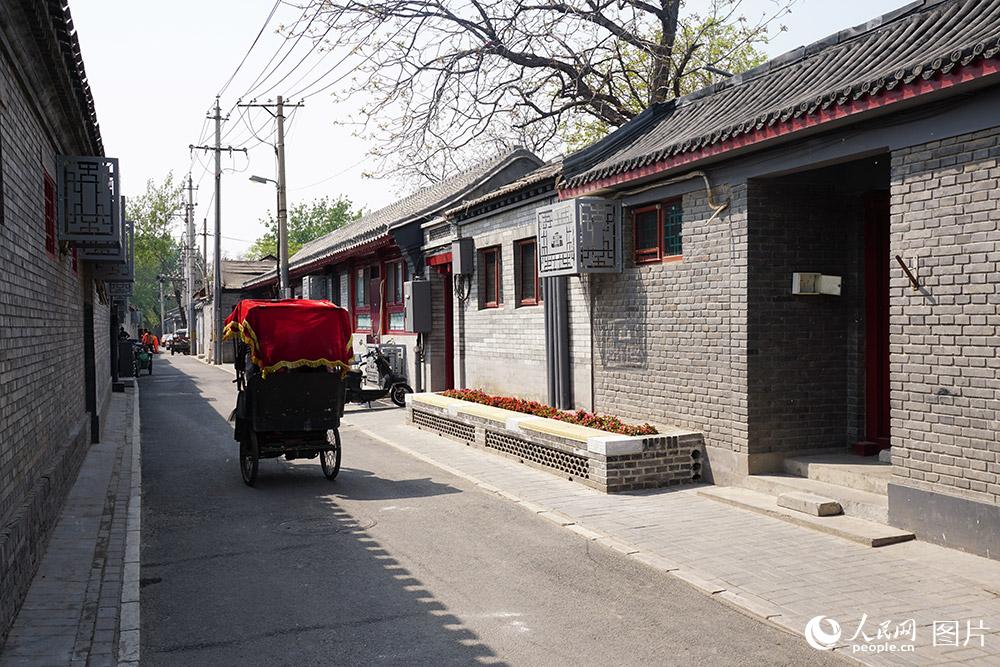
699, 487, 914, 548
776, 491, 842, 516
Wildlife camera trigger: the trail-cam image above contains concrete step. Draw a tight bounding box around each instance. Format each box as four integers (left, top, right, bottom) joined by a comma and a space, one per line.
783, 454, 892, 494
699, 487, 915, 548
776, 491, 842, 516
743, 473, 888, 523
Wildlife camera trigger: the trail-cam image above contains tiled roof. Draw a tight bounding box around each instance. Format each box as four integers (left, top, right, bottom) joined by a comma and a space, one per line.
220, 260, 273, 289
3, 1, 104, 155
262, 148, 540, 281
563, 0, 1000, 191
446, 160, 562, 220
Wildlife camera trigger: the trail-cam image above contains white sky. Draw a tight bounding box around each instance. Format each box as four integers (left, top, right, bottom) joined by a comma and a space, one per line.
69, 0, 905, 258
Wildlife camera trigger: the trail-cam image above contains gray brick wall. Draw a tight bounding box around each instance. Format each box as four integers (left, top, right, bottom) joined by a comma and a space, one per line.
746, 175, 867, 455
591, 185, 749, 455
889, 126, 1000, 505
456, 197, 592, 407
0, 46, 109, 639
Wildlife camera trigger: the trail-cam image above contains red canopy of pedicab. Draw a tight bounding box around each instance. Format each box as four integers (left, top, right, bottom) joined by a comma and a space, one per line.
223, 299, 354, 376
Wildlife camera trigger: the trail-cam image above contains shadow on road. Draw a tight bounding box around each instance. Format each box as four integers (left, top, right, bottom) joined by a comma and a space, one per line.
139, 357, 505, 666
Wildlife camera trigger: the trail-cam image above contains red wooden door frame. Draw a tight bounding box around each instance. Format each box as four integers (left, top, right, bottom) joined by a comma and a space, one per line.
861, 191, 891, 453
434, 263, 455, 391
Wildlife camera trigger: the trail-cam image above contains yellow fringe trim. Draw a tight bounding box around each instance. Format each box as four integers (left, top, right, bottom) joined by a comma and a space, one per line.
223, 318, 351, 379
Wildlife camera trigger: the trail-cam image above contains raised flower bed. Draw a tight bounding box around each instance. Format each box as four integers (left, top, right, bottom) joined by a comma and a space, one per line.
406, 392, 704, 493
441, 389, 658, 436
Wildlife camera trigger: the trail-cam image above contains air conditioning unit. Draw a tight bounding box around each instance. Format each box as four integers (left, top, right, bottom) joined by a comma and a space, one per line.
536, 197, 622, 277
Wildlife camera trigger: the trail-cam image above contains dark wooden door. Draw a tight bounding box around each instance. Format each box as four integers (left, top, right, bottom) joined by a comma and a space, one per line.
863, 191, 891, 449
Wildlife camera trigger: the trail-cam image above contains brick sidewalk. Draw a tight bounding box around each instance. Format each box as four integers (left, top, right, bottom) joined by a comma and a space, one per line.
0, 388, 138, 667
344, 406, 1000, 666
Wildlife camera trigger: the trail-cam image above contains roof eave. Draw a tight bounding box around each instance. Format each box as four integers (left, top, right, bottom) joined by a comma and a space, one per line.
561, 58, 1000, 199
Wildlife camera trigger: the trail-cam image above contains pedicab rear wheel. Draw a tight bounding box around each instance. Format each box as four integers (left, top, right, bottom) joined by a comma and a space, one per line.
320, 428, 341, 480
240, 431, 260, 486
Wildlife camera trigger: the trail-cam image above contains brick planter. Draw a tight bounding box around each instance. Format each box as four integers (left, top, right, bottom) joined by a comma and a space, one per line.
406, 394, 704, 493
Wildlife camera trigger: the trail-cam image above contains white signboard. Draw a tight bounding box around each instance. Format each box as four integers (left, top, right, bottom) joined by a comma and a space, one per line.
536, 197, 621, 277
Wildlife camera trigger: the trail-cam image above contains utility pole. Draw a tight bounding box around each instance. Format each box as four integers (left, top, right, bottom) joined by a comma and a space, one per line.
191, 97, 247, 363
157, 274, 165, 338
186, 173, 197, 355
202, 218, 208, 269
238, 96, 303, 299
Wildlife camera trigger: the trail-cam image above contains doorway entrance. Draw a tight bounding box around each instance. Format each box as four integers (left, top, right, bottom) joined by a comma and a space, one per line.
857, 190, 891, 455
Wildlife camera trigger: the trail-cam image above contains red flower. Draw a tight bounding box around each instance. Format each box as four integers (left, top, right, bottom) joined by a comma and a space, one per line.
440, 389, 658, 436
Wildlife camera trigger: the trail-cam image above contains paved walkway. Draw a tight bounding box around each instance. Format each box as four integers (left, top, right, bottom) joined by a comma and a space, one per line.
344, 406, 1000, 666
0, 388, 138, 667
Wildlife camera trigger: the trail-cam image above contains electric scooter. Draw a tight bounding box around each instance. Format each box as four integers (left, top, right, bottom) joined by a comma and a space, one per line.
345, 346, 413, 407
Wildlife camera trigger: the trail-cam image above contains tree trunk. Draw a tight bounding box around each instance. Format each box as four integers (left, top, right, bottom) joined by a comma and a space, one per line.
649, 0, 681, 104
173, 288, 187, 328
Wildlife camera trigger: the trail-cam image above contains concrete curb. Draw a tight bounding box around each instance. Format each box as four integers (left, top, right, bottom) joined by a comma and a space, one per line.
117, 385, 141, 666
348, 422, 847, 662
193, 354, 237, 376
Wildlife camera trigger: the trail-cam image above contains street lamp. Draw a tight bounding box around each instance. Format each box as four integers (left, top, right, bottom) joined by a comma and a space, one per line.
250, 173, 290, 298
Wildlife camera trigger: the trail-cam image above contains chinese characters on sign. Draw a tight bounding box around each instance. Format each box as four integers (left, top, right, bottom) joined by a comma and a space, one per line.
536, 197, 621, 277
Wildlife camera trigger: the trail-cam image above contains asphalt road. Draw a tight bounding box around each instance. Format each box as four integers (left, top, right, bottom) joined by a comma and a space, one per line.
139, 354, 841, 666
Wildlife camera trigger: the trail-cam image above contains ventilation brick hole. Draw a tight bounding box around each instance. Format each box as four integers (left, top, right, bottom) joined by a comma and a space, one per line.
484, 430, 589, 480
412, 409, 475, 442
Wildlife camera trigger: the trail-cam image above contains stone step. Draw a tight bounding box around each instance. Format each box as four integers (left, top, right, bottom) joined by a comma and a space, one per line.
776, 491, 842, 516
783, 454, 892, 494
699, 487, 915, 548
743, 473, 888, 523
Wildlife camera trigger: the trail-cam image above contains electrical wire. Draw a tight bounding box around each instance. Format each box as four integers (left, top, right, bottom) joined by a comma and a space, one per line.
217, 0, 283, 97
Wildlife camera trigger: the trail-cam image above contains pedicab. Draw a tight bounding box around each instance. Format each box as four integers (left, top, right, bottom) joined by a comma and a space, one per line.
224, 299, 353, 487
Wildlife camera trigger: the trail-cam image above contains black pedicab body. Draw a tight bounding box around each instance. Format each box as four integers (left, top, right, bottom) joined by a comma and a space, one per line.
233, 363, 345, 486
226, 298, 353, 487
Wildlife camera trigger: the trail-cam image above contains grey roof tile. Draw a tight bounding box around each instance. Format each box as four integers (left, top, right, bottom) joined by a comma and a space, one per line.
563, 0, 1000, 189
289, 148, 540, 269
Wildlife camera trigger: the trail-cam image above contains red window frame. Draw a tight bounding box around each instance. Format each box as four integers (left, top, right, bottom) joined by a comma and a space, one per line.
384, 258, 407, 332
632, 198, 683, 264
515, 238, 540, 306
44, 171, 56, 255
350, 265, 372, 332
480, 246, 502, 309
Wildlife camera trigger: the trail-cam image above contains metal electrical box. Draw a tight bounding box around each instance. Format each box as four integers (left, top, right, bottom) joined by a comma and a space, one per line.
792, 272, 842, 296
404, 279, 432, 333
452, 238, 474, 275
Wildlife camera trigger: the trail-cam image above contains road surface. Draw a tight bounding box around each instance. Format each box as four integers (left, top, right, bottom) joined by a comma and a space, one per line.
139, 354, 840, 666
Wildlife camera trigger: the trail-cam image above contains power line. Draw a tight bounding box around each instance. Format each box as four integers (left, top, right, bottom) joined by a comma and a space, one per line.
217, 0, 282, 97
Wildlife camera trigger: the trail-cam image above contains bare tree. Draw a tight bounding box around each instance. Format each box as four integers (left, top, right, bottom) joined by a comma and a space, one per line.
303, 0, 793, 180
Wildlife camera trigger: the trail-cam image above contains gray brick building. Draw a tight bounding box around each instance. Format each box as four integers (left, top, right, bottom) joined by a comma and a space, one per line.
554, 0, 1000, 558
242, 150, 543, 390
0, 0, 119, 639
443, 162, 593, 408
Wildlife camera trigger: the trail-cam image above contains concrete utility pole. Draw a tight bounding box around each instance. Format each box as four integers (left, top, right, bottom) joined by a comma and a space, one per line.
186, 174, 197, 354
190, 97, 247, 363
157, 274, 165, 337
239, 96, 303, 299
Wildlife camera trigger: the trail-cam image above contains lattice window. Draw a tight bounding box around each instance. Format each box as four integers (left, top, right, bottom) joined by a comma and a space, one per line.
485, 430, 589, 479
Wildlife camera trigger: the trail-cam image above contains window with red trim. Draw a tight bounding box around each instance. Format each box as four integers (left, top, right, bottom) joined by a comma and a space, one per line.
352, 266, 372, 331
632, 199, 683, 264
479, 246, 502, 309
44, 171, 56, 255
515, 238, 540, 306
385, 258, 406, 332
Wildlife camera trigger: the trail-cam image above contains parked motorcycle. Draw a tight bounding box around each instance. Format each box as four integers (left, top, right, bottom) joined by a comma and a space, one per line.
345, 346, 413, 407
